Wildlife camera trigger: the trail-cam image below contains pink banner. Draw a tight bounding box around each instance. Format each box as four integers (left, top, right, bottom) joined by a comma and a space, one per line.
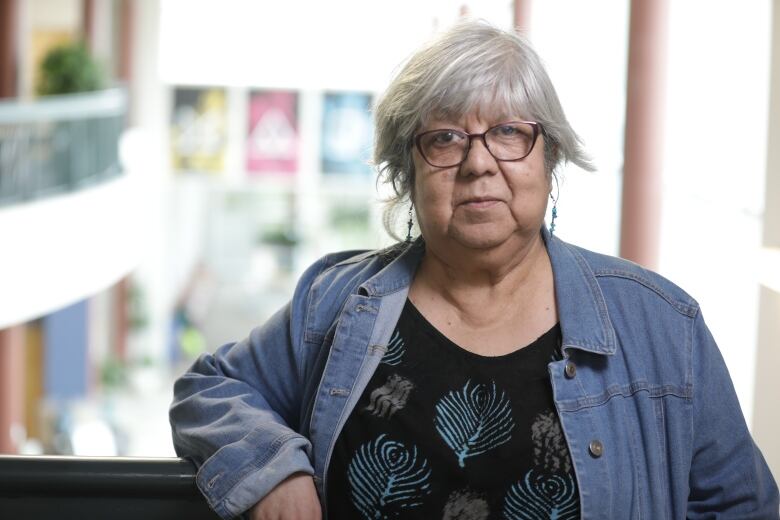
247, 91, 299, 175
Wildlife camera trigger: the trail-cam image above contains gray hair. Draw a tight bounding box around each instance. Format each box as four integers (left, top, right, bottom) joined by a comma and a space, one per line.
373, 19, 594, 241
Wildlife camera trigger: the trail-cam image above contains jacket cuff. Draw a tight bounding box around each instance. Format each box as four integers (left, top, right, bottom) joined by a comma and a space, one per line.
195, 431, 314, 519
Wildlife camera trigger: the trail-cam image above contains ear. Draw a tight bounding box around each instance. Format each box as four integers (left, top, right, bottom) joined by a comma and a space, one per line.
549, 171, 559, 200
408, 170, 417, 204
542, 140, 558, 182
546, 170, 555, 192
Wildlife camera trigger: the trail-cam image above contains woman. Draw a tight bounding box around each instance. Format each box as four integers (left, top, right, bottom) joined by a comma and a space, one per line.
170, 20, 779, 520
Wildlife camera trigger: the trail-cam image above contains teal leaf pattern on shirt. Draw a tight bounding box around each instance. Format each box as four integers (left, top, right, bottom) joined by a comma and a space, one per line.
503, 468, 578, 519
347, 434, 432, 518
434, 379, 515, 468
382, 330, 405, 366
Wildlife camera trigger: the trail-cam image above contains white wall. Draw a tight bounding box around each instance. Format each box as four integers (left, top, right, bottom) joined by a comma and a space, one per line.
659, 1, 771, 430
754, 0, 780, 485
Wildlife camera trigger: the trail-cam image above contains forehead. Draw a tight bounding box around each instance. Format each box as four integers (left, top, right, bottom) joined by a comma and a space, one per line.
421, 97, 533, 130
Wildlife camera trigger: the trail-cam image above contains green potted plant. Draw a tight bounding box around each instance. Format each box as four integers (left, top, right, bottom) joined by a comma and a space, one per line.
37, 41, 103, 96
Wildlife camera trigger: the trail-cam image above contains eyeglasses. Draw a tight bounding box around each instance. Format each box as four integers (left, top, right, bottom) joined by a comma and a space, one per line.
414, 121, 542, 168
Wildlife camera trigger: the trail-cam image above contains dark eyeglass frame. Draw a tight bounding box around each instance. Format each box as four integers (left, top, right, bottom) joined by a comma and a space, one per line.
413, 121, 542, 168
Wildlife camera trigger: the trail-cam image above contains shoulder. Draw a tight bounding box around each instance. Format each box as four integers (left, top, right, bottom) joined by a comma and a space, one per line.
290, 242, 411, 340
296, 242, 407, 296
561, 241, 700, 318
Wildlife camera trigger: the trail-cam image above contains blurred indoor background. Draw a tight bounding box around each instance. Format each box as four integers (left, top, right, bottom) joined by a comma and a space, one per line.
0, 0, 777, 484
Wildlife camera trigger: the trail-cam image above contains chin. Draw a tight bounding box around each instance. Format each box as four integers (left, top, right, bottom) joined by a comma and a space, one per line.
448, 226, 512, 250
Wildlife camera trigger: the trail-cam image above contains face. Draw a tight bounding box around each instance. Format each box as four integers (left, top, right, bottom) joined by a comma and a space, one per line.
412, 111, 551, 253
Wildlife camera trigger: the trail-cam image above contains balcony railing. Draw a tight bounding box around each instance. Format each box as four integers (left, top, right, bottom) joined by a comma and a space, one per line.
0, 88, 126, 207
0, 455, 220, 519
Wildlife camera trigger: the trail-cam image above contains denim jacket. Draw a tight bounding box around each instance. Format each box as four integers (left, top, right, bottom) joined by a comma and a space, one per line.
170, 229, 779, 519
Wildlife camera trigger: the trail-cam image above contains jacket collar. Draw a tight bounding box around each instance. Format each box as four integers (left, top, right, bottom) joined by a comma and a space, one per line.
358, 239, 424, 297
543, 227, 617, 356
361, 228, 616, 356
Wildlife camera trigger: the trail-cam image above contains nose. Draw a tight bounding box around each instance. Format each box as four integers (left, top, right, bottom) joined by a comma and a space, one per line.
460, 134, 497, 177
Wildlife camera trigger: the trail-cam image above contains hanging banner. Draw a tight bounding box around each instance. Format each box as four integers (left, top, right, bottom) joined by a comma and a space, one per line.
170, 87, 227, 173
321, 92, 373, 175
246, 90, 299, 175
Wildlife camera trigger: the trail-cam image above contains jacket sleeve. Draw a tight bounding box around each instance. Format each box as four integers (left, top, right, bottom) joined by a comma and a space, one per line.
169, 258, 331, 520
687, 311, 779, 519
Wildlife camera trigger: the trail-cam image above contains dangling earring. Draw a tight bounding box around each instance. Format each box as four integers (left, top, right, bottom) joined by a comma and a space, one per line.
549, 194, 558, 234
549, 176, 559, 235
405, 204, 414, 243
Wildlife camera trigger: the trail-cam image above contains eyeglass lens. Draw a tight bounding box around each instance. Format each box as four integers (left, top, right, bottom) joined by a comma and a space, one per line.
418, 122, 536, 167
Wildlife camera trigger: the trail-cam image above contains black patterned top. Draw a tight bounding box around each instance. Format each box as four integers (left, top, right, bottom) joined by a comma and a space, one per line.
326, 299, 580, 519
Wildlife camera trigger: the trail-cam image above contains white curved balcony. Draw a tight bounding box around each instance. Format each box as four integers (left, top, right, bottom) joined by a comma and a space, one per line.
0, 89, 137, 328
0, 171, 143, 328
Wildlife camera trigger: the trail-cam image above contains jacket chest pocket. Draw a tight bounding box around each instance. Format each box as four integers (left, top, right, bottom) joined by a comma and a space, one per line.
552, 348, 691, 519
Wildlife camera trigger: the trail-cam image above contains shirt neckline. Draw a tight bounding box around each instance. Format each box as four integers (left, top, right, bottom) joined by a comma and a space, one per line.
403, 298, 561, 364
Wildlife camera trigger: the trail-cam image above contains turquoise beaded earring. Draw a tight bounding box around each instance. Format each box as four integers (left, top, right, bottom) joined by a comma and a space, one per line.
549, 194, 558, 234
405, 204, 414, 243
549, 177, 559, 235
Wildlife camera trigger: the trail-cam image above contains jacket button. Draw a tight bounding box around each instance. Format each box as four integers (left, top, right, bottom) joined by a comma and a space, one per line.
589, 440, 604, 458
564, 361, 577, 379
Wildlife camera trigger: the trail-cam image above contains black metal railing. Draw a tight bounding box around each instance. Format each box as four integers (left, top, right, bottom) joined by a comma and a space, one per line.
0, 455, 220, 519
0, 88, 126, 207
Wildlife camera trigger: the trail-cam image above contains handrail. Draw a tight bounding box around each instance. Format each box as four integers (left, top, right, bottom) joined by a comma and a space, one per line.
0, 88, 127, 207
0, 455, 220, 519
0, 88, 126, 124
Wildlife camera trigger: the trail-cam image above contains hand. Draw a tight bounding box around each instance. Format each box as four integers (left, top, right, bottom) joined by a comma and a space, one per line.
248, 473, 322, 520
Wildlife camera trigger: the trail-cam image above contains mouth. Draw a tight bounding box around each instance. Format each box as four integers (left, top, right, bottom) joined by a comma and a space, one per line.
459, 196, 502, 209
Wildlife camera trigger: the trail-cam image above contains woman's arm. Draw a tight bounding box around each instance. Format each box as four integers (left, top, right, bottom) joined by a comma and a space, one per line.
687, 311, 779, 518
170, 258, 333, 520
247, 473, 321, 520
